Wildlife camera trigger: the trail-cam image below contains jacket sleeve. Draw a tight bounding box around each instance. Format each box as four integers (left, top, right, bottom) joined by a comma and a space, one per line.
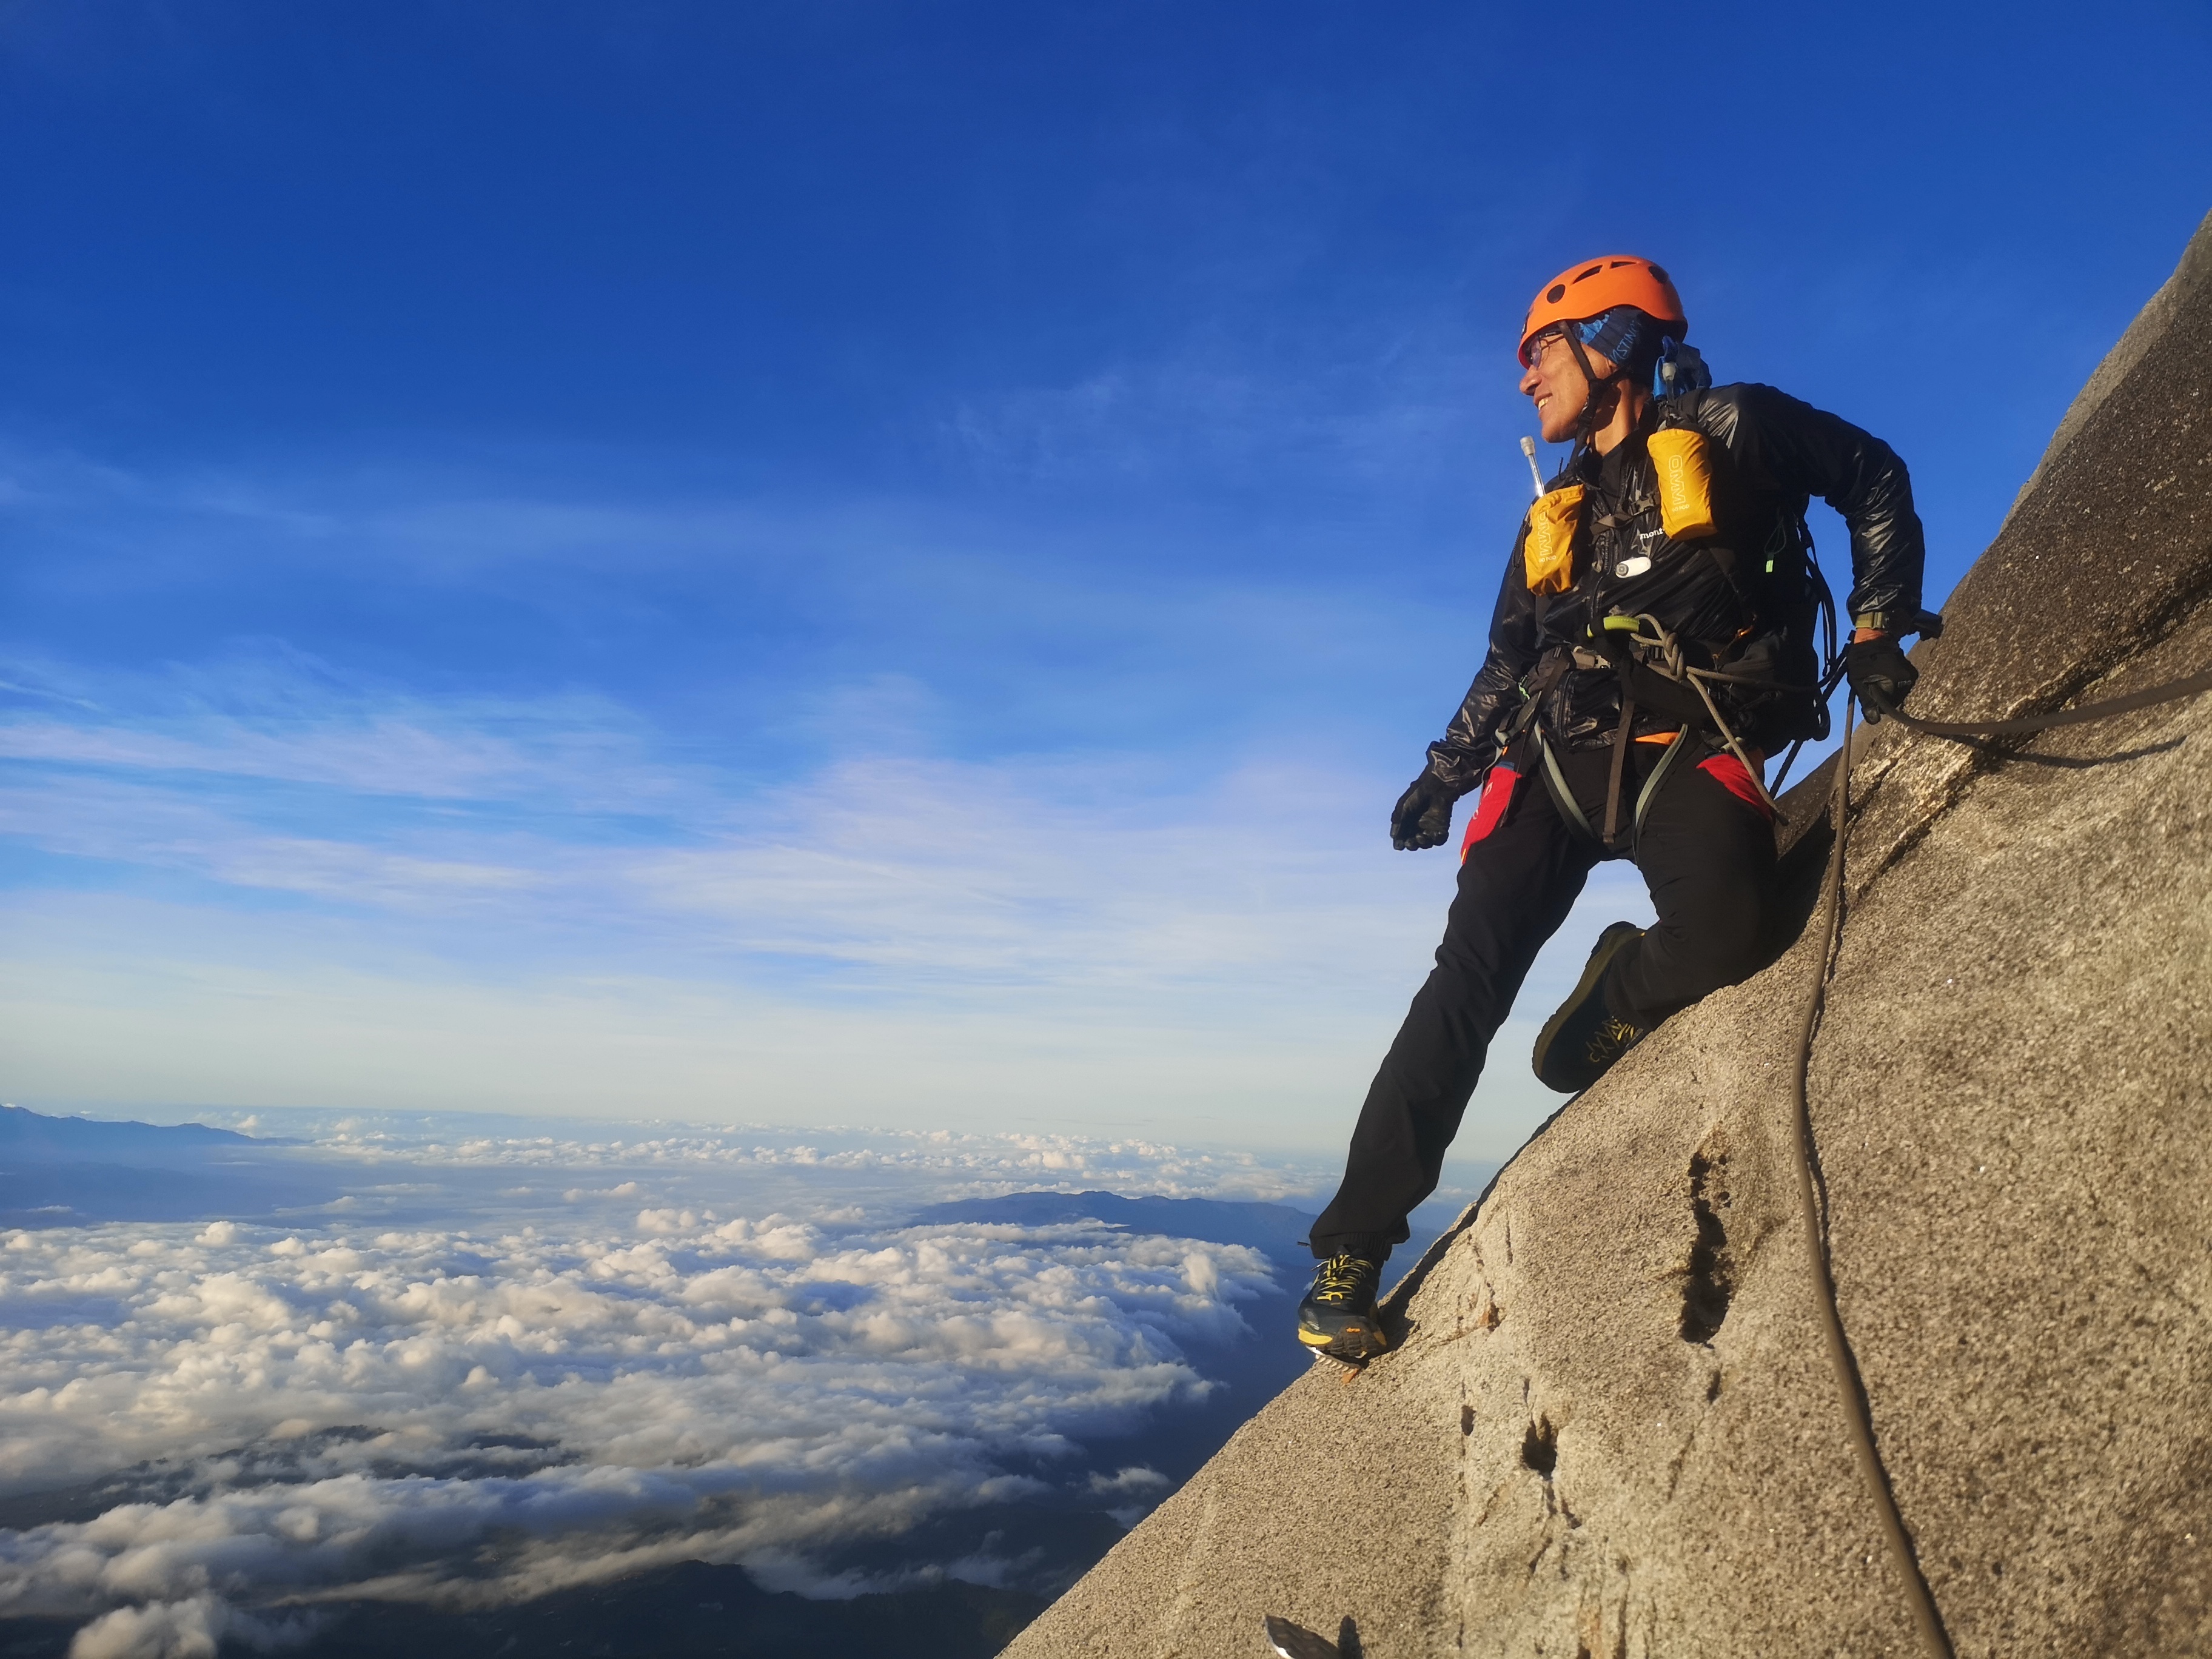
1424, 530, 1543, 794
1699, 383, 1928, 626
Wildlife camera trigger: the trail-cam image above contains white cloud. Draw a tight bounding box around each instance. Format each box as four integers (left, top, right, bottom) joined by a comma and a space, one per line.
64, 1594, 317, 1659
0, 1198, 1280, 1640
203, 1116, 1334, 1203
1082, 1463, 1173, 1527
1082, 1466, 1171, 1499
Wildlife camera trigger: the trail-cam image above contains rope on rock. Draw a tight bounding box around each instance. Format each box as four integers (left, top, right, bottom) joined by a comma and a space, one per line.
1791, 660, 2212, 1659
1863, 663, 2212, 739
1788, 700, 1954, 1659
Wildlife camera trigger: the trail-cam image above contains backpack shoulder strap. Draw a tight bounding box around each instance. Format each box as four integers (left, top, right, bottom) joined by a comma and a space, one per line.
1654, 386, 1706, 431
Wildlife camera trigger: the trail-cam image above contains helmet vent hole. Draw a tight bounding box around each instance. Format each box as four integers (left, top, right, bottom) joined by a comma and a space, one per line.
1546, 284, 1566, 303
1574, 264, 1603, 282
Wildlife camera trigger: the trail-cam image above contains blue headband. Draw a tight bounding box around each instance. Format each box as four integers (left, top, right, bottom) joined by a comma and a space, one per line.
1567, 307, 1711, 398
1569, 306, 1652, 374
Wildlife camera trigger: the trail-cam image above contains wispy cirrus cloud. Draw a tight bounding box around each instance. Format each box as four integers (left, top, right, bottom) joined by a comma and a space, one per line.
0, 650, 694, 811
0, 631, 1645, 1151
0, 643, 1439, 983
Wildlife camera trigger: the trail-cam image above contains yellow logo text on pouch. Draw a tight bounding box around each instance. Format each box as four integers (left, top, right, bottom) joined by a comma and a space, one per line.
1646, 428, 1718, 541
1524, 484, 1583, 594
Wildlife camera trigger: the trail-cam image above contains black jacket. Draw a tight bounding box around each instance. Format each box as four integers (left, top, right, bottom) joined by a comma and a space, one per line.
1425, 382, 1927, 791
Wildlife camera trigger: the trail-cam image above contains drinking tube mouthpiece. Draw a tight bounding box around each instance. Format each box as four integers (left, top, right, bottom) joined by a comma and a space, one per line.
1520, 436, 1545, 500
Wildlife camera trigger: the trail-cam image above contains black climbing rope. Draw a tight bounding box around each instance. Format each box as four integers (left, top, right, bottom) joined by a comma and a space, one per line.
1788, 699, 1954, 1659
1862, 663, 2212, 738
1791, 657, 2212, 1659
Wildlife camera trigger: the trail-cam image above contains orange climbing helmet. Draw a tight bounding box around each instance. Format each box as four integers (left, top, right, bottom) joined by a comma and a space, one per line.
1519, 255, 1686, 366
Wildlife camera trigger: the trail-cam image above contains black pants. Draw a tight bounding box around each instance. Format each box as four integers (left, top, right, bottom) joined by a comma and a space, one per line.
1309, 739, 1776, 1262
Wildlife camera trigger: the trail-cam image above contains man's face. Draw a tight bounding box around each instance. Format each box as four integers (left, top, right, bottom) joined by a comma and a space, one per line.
1520, 329, 1617, 444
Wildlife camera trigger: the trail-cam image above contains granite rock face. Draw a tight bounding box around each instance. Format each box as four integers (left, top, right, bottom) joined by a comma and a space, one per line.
1006, 211, 2212, 1659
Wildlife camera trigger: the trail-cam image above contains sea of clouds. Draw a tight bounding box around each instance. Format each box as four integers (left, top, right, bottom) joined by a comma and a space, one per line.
0, 1114, 1344, 1657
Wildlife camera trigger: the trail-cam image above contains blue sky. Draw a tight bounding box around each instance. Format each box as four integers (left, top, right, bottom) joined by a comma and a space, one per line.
2, 1, 2207, 1164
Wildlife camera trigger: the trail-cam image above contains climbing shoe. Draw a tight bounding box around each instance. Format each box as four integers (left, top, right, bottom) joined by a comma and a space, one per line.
1532, 921, 1650, 1094
1297, 1252, 1387, 1362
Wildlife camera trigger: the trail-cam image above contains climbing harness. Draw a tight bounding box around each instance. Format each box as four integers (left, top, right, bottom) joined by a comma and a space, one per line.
1791, 655, 2212, 1659
1516, 607, 1801, 853
1598, 611, 1778, 813
1529, 723, 1694, 853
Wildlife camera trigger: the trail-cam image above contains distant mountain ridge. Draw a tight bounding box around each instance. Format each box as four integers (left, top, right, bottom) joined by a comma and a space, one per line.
0, 1104, 261, 1160
0, 1104, 336, 1228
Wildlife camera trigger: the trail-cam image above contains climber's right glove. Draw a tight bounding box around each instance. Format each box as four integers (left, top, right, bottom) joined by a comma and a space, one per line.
1846, 634, 1919, 722
1389, 769, 1459, 851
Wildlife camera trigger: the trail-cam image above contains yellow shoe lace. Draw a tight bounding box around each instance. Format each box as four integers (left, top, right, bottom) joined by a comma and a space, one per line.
1312, 1253, 1373, 1305
1586, 1016, 1646, 1065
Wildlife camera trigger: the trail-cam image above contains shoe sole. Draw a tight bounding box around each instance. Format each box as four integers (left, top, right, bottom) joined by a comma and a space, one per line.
1298, 1321, 1387, 1361
1530, 921, 1645, 1093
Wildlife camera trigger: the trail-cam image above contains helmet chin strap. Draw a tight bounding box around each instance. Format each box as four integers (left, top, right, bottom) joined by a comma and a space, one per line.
1563, 329, 1623, 460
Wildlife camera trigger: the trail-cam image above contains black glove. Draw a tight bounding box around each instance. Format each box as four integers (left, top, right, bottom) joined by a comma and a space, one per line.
1390, 770, 1459, 850
1846, 634, 1919, 721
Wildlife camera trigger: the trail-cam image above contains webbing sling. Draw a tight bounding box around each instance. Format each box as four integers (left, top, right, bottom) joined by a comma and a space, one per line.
1537, 734, 1598, 843
1601, 698, 1637, 845
1632, 729, 1692, 835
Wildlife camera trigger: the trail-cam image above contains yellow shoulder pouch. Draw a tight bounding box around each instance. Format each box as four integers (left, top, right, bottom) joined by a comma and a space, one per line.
1523, 484, 1583, 595
1646, 427, 1717, 540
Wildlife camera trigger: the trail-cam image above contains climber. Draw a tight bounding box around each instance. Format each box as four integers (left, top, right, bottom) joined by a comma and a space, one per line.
1298, 255, 1934, 1362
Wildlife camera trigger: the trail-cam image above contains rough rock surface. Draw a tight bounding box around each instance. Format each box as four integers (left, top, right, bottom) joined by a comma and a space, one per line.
1007, 210, 2212, 1659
